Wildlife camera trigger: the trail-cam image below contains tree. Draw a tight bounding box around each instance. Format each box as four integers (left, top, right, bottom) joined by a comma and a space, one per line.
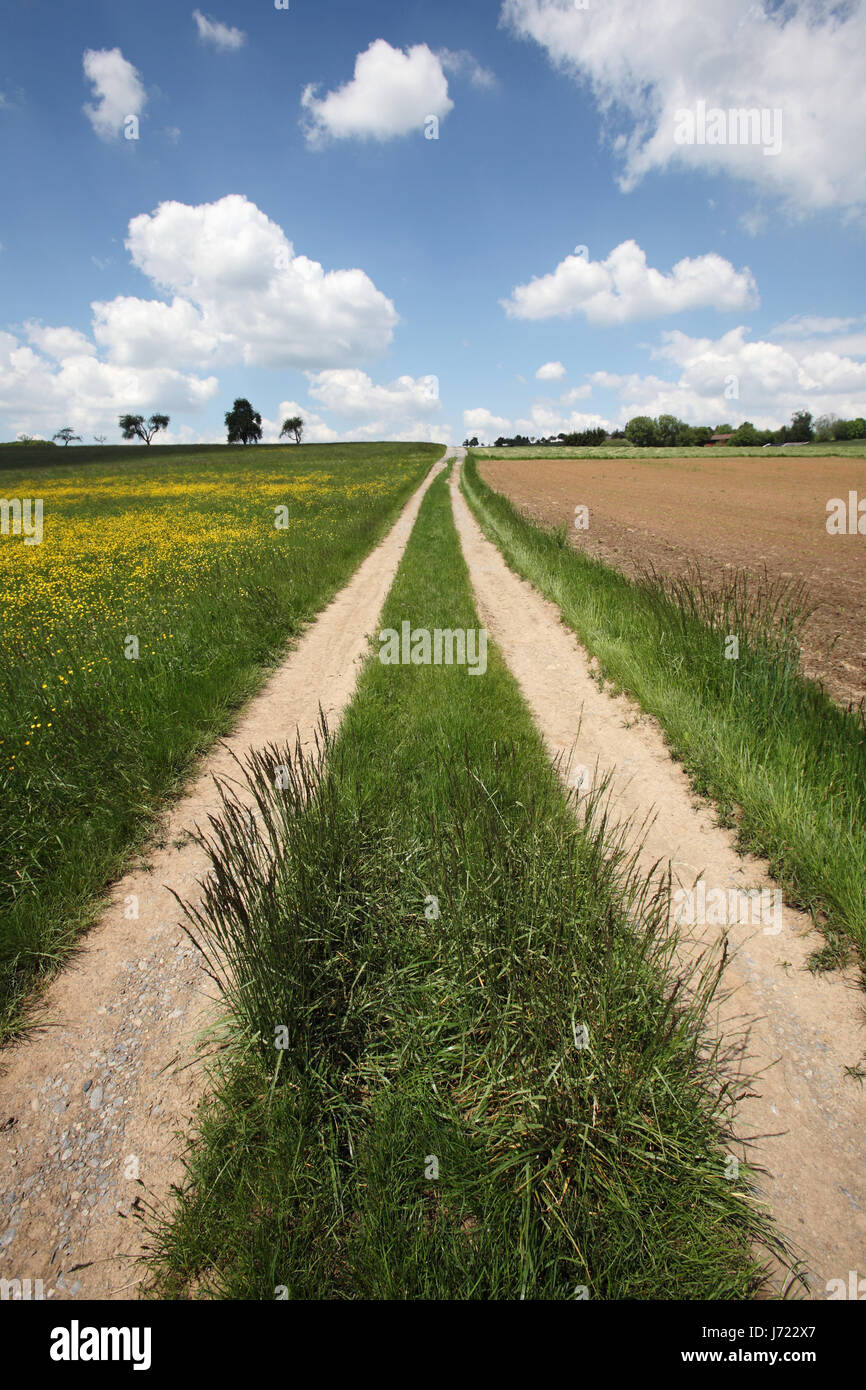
654, 414, 682, 447
93, 434, 107, 445
850, 418, 866, 439
225, 398, 262, 446
813, 414, 838, 443
560, 427, 607, 446
280, 415, 305, 445
118, 413, 170, 445
730, 421, 762, 446
53, 427, 81, 447
625, 415, 658, 447
463, 436, 480, 447
787, 410, 813, 443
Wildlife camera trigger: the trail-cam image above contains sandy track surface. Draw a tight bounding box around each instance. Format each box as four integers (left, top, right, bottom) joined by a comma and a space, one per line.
451, 455, 866, 1296
479, 454, 866, 709
0, 449, 451, 1301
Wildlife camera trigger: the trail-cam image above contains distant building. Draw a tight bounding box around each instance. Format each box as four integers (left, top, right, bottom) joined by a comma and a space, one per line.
708, 432, 735, 446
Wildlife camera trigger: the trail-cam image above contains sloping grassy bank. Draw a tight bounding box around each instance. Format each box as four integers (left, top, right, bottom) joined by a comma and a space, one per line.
461, 452, 866, 972
146, 468, 787, 1300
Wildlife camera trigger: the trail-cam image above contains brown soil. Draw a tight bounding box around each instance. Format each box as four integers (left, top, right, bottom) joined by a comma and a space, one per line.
479, 454, 866, 709
0, 451, 450, 1300
452, 454, 866, 1298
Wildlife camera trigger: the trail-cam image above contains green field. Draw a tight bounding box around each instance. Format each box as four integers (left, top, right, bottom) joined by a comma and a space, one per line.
472, 441, 866, 460
0, 441, 329, 471
0, 443, 440, 1036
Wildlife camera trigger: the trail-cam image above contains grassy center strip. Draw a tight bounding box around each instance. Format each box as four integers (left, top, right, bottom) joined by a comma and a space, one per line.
148, 467, 787, 1300
461, 452, 866, 974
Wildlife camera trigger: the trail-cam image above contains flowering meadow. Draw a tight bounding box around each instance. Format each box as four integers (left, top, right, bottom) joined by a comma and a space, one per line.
0, 443, 438, 1033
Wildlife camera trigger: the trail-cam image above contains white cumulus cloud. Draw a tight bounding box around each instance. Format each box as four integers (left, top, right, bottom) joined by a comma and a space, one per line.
91, 296, 223, 368
24, 323, 96, 360
501, 0, 866, 218
536, 360, 566, 380
503, 240, 758, 324
463, 400, 608, 441
0, 328, 217, 440
305, 367, 445, 440
0, 196, 401, 437
306, 367, 441, 418
122, 194, 398, 368
301, 39, 454, 145
261, 401, 339, 445
192, 10, 246, 50
463, 407, 512, 439
83, 48, 146, 140
593, 324, 866, 428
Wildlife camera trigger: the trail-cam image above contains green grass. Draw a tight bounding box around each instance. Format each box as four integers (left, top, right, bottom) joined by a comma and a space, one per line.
462, 452, 866, 974
472, 441, 866, 460
145, 467, 789, 1301
0, 443, 440, 1037
0, 440, 369, 471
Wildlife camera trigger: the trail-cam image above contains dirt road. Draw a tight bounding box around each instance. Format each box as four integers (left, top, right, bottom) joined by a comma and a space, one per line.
0, 449, 452, 1300
452, 453, 866, 1296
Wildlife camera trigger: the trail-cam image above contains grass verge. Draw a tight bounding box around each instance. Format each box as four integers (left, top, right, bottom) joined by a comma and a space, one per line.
145, 467, 789, 1300
461, 452, 866, 973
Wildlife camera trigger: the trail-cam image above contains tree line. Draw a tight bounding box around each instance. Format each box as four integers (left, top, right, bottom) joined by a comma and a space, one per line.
467, 410, 866, 449
621, 410, 865, 448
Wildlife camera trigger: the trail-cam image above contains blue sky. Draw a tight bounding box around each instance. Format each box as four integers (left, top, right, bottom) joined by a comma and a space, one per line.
1, 0, 865, 444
